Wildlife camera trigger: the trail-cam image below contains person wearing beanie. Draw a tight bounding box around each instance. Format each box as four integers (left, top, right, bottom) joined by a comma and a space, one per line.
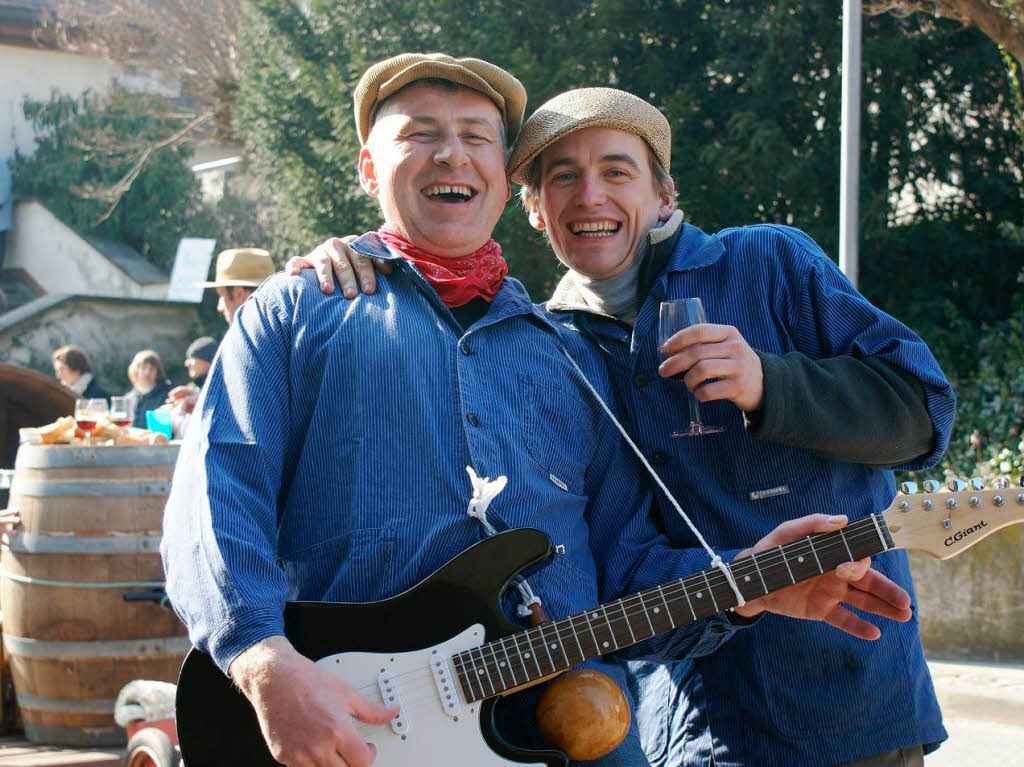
164, 57, 916, 767
184, 336, 218, 388
295, 87, 953, 767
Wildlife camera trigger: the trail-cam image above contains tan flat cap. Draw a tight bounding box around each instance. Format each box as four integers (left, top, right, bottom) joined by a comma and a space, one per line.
508, 87, 672, 185
197, 248, 276, 289
353, 52, 527, 145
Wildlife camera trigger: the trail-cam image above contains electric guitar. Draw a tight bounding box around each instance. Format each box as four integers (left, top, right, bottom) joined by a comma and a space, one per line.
175, 479, 1024, 766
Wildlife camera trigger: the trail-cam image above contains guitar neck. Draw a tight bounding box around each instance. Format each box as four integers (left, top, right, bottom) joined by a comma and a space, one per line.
452, 513, 893, 703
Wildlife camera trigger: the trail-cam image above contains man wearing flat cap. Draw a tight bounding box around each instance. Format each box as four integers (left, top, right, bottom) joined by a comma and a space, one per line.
164, 56, 918, 767
198, 247, 276, 325
297, 86, 954, 767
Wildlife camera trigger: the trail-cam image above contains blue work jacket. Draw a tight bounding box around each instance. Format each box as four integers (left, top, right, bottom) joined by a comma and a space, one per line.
160, 233, 741, 704
548, 223, 956, 767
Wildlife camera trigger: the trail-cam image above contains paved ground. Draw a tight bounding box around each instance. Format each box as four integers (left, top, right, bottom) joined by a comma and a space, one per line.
926, 659, 1024, 765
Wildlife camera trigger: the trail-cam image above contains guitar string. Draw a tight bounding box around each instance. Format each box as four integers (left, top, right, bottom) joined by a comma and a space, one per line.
338, 518, 889, 715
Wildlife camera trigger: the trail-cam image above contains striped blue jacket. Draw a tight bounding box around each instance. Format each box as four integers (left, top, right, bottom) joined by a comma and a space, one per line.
548, 223, 956, 767
160, 233, 742, 705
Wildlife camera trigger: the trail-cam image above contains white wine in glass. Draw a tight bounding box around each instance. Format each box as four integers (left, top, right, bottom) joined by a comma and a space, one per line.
658, 298, 725, 437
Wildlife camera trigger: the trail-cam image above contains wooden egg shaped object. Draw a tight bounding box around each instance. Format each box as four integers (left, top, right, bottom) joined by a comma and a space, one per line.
536, 669, 630, 761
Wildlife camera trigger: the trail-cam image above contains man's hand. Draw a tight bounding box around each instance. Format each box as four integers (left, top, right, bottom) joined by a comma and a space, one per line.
732, 514, 913, 640
229, 636, 398, 767
286, 236, 393, 299
658, 323, 764, 412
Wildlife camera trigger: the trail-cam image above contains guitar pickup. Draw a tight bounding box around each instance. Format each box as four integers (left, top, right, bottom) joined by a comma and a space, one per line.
377, 670, 408, 735
430, 652, 462, 719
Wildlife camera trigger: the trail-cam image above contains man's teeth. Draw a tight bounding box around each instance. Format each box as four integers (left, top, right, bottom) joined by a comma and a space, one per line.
570, 221, 620, 237
423, 184, 475, 200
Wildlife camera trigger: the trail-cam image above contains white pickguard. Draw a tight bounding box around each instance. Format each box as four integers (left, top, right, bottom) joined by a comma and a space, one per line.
317, 624, 547, 767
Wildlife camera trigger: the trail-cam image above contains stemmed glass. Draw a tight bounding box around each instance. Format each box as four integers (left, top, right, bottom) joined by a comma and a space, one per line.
110, 396, 134, 428
658, 298, 725, 437
74, 398, 109, 443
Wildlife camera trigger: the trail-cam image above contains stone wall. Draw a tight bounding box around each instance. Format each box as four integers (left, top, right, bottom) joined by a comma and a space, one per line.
913, 523, 1024, 661
0, 294, 203, 391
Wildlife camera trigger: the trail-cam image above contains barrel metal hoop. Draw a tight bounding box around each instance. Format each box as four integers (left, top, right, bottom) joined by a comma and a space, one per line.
2, 634, 191, 659
15, 691, 117, 714
14, 444, 179, 469
5, 533, 163, 554
0, 567, 165, 588
10, 479, 170, 497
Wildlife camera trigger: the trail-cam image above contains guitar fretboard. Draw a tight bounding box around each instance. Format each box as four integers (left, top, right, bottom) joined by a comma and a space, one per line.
451, 513, 893, 703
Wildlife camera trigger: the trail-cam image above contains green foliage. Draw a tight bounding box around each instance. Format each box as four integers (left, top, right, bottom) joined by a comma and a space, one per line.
12, 86, 204, 270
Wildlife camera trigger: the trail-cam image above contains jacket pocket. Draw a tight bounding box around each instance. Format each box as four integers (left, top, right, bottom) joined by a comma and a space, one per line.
279, 526, 397, 602
517, 373, 590, 496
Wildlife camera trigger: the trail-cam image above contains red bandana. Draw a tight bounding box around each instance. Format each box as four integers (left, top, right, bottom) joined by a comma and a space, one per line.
378, 226, 509, 308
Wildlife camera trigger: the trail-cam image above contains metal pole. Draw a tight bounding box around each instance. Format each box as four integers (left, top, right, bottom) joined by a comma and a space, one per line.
839, 0, 862, 286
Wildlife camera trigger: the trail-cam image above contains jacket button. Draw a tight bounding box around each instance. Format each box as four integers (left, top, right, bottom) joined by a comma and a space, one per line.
633, 373, 651, 388
460, 342, 472, 356
466, 413, 480, 427
651, 451, 670, 466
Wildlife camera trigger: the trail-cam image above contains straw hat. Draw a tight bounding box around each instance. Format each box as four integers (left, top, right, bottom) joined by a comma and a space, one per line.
353, 52, 527, 145
508, 87, 672, 185
197, 248, 276, 289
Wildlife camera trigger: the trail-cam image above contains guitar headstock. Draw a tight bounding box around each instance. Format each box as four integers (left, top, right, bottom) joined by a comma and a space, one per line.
882, 477, 1024, 559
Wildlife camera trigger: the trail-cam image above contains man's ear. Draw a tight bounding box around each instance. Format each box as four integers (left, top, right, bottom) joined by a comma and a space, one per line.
657, 177, 677, 221
358, 147, 378, 197
526, 195, 546, 232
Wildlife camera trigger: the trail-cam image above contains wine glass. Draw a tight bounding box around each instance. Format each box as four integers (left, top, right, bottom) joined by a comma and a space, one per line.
658, 298, 725, 437
110, 396, 135, 428
75, 398, 109, 442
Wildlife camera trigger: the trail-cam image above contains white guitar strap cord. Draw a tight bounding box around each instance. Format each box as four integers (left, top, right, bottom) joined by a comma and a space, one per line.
465, 467, 544, 618
559, 347, 746, 608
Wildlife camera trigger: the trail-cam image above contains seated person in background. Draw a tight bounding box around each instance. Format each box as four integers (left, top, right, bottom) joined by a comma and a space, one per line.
124, 349, 172, 428
52, 344, 110, 401
168, 336, 218, 437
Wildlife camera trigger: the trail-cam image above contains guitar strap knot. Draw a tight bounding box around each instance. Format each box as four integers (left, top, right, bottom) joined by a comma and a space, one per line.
465, 467, 545, 618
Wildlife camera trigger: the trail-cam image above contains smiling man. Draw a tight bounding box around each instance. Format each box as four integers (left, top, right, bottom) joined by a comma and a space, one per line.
507, 88, 955, 767
296, 86, 956, 767
164, 61, 922, 767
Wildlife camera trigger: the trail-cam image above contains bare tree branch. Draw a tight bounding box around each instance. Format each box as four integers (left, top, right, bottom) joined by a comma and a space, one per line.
866, 0, 1024, 68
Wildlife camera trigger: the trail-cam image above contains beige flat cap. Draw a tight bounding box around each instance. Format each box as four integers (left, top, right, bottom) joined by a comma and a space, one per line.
353, 52, 527, 145
197, 248, 276, 289
508, 87, 671, 185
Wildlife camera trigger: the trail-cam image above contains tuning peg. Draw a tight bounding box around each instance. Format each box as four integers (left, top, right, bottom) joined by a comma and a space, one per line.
970, 477, 985, 491
947, 479, 967, 492
900, 481, 918, 494
1019, 476, 1024, 488
995, 477, 1011, 489
923, 480, 942, 493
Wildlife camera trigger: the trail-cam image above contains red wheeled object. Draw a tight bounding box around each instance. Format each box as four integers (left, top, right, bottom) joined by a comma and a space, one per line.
123, 716, 180, 767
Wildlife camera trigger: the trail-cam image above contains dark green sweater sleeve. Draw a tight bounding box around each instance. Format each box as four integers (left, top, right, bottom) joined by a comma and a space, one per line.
744, 351, 935, 466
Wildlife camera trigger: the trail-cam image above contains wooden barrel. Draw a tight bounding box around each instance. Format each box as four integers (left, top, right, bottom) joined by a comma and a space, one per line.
0, 443, 188, 746
0, 363, 77, 471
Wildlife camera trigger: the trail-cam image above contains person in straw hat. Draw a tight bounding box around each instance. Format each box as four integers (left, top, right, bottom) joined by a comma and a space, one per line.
198, 247, 277, 325
298, 87, 954, 767
164, 56, 918, 767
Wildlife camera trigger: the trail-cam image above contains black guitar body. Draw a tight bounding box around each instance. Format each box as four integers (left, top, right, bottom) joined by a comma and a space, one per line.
175, 528, 567, 767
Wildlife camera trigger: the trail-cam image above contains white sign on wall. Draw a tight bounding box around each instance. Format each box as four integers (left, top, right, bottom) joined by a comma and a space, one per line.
167, 238, 217, 302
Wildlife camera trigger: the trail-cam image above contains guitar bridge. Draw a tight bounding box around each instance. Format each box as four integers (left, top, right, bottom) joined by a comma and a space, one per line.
377, 670, 408, 735
430, 651, 462, 719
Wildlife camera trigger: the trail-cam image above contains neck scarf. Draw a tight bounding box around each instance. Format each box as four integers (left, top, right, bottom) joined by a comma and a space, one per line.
378, 226, 508, 308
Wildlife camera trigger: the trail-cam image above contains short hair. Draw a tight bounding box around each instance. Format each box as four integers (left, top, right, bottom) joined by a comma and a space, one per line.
52, 345, 92, 374
370, 78, 509, 157
128, 349, 165, 382
518, 144, 676, 209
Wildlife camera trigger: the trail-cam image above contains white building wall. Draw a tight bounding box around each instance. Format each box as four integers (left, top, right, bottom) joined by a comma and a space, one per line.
0, 43, 124, 160
7, 201, 164, 298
